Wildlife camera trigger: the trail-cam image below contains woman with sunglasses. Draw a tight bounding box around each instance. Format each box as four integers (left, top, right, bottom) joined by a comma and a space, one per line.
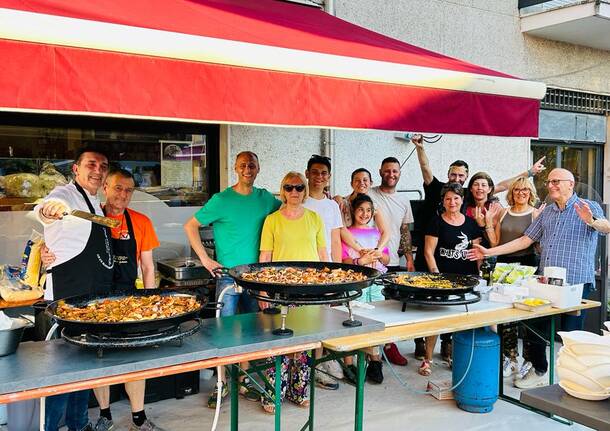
335, 168, 390, 249
258, 171, 327, 413
494, 177, 545, 380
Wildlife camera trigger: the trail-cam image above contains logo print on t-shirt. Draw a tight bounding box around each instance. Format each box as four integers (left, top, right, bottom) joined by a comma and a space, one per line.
439, 231, 469, 260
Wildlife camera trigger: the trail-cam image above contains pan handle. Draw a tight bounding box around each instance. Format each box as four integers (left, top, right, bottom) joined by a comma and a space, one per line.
203, 301, 224, 311
212, 267, 230, 277
373, 273, 392, 286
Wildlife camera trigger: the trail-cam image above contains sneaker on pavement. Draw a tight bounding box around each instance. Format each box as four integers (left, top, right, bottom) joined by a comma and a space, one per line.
94, 417, 114, 431
502, 357, 519, 378
514, 367, 547, 389
128, 419, 167, 431
342, 364, 358, 385
366, 361, 383, 384
324, 359, 344, 380
315, 367, 339, 390
384, 343, 408, 366
514, 361, 533, 381
414, 338, 426, 361
207, 383, 229, 409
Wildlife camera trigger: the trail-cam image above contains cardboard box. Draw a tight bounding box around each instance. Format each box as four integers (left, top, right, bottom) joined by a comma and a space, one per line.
526, 280, 583, 308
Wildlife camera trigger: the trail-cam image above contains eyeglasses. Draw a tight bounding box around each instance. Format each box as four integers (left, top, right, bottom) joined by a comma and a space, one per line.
544, 179, 572, 187
283, 184, 306, 192
513, 188, 530, 194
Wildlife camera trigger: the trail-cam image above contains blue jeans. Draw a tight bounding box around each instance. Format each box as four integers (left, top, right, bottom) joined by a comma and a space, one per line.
45, 390, 90, 431
561, 282, 594, 331
216, 276, 259, 317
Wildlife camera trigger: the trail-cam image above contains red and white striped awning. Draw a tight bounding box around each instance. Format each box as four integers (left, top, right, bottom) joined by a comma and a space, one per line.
0, 0, 545, 136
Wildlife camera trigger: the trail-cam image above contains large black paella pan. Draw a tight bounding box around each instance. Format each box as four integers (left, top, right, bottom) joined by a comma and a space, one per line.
227, 261, 381, 335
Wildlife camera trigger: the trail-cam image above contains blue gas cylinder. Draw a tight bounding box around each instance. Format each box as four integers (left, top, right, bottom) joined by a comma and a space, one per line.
452, 328, 500, 413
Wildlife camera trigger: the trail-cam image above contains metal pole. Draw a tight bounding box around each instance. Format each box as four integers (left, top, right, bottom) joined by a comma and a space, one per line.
275, 355, 282, 431
230, 365, 239, 431
308, 351, 316, 430
354, 350, 366, 431
549, 316, 555, 385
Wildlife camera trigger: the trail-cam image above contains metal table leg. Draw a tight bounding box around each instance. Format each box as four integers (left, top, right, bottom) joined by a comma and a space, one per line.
549, 316, 555, 385
275, 355, 282, 431
354, 350, 366, 431
498, 315, 571, 425
308, 351, 316, 431
230, 364, 239, 431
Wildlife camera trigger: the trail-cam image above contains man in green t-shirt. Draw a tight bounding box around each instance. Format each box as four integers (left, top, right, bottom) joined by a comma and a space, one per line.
184, 151, 280, 407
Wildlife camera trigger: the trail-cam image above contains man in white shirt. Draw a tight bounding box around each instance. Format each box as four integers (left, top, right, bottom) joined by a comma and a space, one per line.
368, 156, 415, 366
303, 155, 346, 390
304, 155, 344, 262
35, 147, 114, 431
368, 156, 415, 272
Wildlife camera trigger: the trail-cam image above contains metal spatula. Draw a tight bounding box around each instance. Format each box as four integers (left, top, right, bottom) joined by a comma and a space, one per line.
63, 210, 121, 228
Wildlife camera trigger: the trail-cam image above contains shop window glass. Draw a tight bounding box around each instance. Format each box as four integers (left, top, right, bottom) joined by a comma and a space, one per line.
0, 123, 216, 211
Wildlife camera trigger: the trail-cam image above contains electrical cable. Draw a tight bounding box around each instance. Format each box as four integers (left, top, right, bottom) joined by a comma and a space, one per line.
381, 329, 476, 396
398, 133, 443, 168
40, 323, 60, 430
210, 281, 235, 431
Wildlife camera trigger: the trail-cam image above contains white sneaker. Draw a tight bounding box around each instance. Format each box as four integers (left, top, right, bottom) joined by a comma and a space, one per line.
514, 367, 547, 389
314, 367, 339, 390
323, 360, 344, 380
514, 361, 533, 381
502, 357, 519, 378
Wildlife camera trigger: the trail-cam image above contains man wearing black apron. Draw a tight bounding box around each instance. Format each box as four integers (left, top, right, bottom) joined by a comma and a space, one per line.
36, 148, 114, 431
94, 169, 162, 431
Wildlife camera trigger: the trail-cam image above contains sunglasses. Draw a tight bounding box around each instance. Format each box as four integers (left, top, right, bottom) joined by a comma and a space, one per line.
310, 154, 331, 161
283, 184, 305, 192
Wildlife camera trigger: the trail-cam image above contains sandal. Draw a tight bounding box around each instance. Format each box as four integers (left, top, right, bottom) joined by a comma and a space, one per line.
239, 378, 260, 402
418, 360, 432, 377
295, 399, 310, 408
261, 403, 275, 414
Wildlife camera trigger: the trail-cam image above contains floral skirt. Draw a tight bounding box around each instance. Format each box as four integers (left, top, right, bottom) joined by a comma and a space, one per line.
261, 351, 311, 408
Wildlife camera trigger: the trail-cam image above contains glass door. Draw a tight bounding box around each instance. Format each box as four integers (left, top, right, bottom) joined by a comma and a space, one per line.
531, 141, 603, 203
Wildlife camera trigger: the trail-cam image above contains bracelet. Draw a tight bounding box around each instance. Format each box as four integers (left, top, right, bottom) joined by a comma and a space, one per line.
527, 168, 534, 177
354, 258, 360, 266
485, 226, 494, 231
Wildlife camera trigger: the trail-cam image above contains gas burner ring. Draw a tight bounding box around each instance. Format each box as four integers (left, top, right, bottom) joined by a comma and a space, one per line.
61, 319, 202, 357
382, 287, 480, 312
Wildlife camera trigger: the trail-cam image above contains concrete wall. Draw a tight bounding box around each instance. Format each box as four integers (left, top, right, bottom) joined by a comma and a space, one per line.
226, 0, 609, 199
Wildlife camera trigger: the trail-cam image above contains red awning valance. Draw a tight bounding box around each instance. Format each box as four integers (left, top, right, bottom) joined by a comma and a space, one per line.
0, 0, 545, 136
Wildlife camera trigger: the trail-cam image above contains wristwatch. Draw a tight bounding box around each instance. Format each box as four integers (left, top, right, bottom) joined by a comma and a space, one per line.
587, 215, 598, 227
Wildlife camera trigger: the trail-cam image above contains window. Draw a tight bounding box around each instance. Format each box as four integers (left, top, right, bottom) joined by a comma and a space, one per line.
0, 113, 219, 211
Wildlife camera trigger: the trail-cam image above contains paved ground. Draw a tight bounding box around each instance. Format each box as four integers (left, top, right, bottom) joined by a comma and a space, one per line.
43, 340, 593, 431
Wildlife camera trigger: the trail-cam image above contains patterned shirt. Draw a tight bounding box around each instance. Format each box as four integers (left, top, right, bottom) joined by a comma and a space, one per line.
524, 193, 604, 285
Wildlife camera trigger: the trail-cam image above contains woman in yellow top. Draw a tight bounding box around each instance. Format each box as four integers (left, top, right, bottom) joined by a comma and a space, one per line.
260, 171, 327, 262
258, 171, 327, 413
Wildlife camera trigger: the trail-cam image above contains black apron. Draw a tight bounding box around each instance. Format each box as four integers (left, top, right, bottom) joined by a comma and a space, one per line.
49, 182, 114, 299
105, 208, 138, 291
